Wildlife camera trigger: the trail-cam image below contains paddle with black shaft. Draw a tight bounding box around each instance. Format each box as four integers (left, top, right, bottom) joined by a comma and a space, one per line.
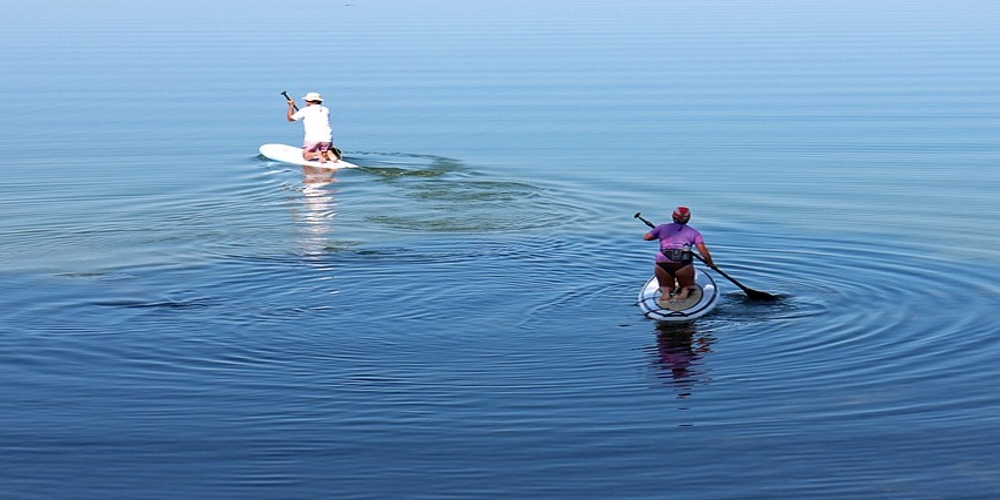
281, 91, 298, 112
634, 212, 777, 301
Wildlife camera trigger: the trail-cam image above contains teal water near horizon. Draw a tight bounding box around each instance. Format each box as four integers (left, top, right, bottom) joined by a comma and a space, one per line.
2, 1, 1000, 498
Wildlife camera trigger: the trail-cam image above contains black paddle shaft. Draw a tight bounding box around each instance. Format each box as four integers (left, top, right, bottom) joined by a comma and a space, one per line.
634, 212, 656, 229
633, 212, 777, 301
281, 91, 298, 112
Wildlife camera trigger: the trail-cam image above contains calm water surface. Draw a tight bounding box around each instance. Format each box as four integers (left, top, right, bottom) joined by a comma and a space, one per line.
2, 1, 999, 498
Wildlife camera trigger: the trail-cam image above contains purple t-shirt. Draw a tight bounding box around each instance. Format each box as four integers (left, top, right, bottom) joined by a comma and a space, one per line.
650, 223, 704, 263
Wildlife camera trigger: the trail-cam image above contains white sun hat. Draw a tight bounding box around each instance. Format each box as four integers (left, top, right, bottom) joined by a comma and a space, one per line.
302, 92, 324, 102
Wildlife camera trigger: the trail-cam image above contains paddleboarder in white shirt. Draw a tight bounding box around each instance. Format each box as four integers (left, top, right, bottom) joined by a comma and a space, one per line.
286, 92, 339, 164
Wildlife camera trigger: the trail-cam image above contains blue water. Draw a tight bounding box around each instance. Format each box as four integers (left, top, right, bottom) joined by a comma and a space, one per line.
2, 1, 1000, 498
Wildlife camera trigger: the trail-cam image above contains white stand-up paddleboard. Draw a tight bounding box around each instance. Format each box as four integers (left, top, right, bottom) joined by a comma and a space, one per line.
259, 143, 358, 169
637, 268, 719, 322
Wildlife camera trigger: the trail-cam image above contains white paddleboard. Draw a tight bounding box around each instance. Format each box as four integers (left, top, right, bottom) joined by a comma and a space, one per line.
259, 143, 358, 169
637, 268, 719, 322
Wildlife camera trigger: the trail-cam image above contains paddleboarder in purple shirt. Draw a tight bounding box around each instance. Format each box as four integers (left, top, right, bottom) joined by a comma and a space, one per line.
643, 206, 716, 303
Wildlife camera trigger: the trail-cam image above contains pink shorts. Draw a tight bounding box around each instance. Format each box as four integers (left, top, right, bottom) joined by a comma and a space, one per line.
303, 141, 332, 153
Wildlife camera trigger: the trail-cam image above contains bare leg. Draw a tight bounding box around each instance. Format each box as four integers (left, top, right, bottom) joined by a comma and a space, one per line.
302, 148, 321, 162
654, 264, 676, 299
672, 264, 696, 301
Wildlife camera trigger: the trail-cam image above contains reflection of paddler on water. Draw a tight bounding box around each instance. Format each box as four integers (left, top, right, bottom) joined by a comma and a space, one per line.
301, 165, 337, 186
643, 206, 716, 307
294, 168, 338, 257
649, 323, 714, 398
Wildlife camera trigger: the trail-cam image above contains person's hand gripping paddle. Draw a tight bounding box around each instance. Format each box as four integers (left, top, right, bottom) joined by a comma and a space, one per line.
281, 90, 298, 112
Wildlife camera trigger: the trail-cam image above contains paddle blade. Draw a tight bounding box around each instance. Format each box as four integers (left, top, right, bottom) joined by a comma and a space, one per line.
744, 288, 779, 301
